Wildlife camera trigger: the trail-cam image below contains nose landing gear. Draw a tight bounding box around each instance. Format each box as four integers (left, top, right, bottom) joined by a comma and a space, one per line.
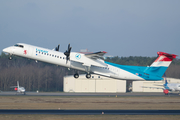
9, 55, 12, 60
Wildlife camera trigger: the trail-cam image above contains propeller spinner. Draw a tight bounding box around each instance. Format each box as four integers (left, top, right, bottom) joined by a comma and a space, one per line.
64, 44, 72, 64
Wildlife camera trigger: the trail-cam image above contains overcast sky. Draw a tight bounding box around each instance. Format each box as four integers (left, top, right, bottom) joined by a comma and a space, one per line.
0, 0, 180, 58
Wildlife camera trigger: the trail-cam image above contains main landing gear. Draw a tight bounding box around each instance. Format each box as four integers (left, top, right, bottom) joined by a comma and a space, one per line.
74, 73, 79, 78
73, 66, 91, 79
73, 73, 91, 79
86, 73, 91, 79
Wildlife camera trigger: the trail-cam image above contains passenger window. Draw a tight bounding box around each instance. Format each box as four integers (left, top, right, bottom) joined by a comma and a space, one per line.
57, 56, 59, 58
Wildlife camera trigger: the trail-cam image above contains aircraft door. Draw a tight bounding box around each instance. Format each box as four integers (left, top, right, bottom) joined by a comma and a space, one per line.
25, 46, 33, 57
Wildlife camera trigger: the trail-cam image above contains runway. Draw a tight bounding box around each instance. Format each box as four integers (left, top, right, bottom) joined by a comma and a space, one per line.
0, 109, 180, 115
0, 92, 180, 115
0, 91, 180, 96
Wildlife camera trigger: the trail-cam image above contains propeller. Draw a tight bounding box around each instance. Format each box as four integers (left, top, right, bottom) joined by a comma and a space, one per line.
55, 44, 60, 51
64, 44, 72, 64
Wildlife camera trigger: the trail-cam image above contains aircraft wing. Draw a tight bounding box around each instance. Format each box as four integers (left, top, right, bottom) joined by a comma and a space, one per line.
10, 86, 18, 88
70, 51, 108, 68
84, 51, 107, 59
141, 86, 164, 90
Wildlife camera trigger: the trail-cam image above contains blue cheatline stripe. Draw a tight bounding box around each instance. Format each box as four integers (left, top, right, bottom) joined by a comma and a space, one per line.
104, 61, 164, 80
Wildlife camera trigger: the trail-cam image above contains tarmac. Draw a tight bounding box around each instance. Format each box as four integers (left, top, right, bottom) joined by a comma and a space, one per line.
0, 91, 180, 96
0, 91, 180, 115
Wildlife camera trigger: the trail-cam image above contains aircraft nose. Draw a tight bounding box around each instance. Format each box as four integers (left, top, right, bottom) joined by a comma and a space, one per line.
3, 47, 9, 53
3, 47, 13, 54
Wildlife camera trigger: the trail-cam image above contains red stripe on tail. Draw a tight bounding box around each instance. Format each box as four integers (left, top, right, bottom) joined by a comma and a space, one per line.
154, 52, 177, 62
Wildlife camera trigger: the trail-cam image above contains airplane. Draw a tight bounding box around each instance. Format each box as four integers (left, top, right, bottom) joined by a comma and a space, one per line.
142, 79, 180, 95
163, 80, 180, 95
10, 81, 26, 95
2, 43, 177, 81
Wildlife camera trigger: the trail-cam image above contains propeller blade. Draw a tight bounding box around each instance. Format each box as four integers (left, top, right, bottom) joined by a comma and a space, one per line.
68, 44, 70, 50
69, 47, 72, 53
64, 44, 72, 64
66, 57, 68, 64
55, 44, 60, 51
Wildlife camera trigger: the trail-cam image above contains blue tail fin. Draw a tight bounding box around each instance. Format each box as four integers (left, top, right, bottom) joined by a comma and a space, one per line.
164, 73, 168, 84
144, 52, 177, 78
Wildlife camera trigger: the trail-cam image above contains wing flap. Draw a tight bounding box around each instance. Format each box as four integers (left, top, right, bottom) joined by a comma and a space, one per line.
93, 71, 111, 77
85, 51, 107, 59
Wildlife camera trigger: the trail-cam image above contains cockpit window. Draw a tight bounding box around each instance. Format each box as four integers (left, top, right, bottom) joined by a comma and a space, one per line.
14, 44, 24, 48
14, 44, 18, 47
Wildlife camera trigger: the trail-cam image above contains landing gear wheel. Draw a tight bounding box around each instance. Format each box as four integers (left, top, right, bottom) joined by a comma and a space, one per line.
9, 56, 12, 60
74, 73, 79, 79
86, 74, 91, 79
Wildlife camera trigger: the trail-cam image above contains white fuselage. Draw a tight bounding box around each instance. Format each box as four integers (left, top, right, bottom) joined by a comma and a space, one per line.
17, 87, 25, 93
166, 83, 180, 92
3, 43, 147, 80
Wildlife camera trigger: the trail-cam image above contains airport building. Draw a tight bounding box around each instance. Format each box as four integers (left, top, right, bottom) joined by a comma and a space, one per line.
63, 74, 126, 93
133, 77, 180, 92
63, 75, 180, 93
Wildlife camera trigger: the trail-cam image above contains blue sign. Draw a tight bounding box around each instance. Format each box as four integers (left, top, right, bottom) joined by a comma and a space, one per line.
75, 53, 81, 60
